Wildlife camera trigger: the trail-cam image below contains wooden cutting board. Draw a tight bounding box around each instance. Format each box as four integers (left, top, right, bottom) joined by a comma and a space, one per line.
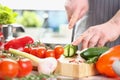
54, 56, 98, 78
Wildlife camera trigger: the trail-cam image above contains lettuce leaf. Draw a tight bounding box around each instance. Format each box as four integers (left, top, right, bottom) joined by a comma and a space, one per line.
0, 4, 18, 24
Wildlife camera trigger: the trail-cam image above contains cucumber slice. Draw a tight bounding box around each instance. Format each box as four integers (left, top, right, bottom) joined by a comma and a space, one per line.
69, 46, 75, 57
63, 44, 70, 57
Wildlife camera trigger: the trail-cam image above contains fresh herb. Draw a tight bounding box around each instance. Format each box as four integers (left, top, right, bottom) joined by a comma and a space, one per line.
19, 73, 57, 80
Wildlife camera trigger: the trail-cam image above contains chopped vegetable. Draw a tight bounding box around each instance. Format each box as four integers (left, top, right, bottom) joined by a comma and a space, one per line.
63, 44, 78, 57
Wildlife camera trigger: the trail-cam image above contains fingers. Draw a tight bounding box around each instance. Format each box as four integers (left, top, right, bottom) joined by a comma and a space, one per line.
68, 10, 80, 29
66, 11, 72, 22
81, 32, 95, 49
68, 8, 85, 29
64, 0, 73, 22
97, 37, 108, 47
88, 34, 100, 48
72, 34, 84, 45
72, 31, 108, 50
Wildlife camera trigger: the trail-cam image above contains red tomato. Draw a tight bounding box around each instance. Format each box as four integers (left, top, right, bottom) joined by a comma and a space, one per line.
45, 49, 55, 58
36, 47, 46, 58
30, 48, 38, 56
0, 55, 6, 58
17, 58, 33, 78
23, 46, 31, 53
0, 60, 3, 80
0, 59, 19, 79
54, 45, 64, 59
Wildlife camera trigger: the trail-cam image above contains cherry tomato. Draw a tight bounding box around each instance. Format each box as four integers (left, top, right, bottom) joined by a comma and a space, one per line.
17, 58, 33, 78
36, 47, 46, 58
0, 55, 6, 58
54, 45, 64, 59
23, 46, 31, 53
45, 49, 55, 58
30, 48, 38, 56
0, 59, 19, 79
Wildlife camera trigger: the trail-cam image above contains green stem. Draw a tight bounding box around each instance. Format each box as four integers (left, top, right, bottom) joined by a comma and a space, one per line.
9, 48, 42, 64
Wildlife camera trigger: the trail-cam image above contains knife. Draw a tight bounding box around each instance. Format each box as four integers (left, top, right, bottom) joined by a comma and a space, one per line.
71, 25, 76, 42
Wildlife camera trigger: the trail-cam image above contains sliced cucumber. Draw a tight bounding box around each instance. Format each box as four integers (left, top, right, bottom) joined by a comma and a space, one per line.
69, 46, 75, 57
63, 44, 78, 57
63, 44, 70, 57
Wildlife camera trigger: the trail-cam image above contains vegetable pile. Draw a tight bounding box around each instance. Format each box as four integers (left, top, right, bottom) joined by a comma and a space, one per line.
62, 44, 120, 78
9, 48, 58, 75
0, 35, 64, 79
2, 35, 120, 79
23, 42, 64, 59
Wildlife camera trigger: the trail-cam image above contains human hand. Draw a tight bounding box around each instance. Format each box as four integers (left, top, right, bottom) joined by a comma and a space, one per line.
72, 22, 120, 50
65, 0, 89, 29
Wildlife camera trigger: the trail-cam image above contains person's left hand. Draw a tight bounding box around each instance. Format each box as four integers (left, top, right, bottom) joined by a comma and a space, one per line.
65, 0, 89, 29
72, 22, 120, 50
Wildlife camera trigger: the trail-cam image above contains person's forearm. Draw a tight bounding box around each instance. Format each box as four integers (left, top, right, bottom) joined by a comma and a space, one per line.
109, 10, 120, 27
109, 10, 120, 33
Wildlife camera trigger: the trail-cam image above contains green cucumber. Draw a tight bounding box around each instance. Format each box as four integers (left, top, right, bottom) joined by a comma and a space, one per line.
80, 47, 109, 60
63, 44, 78, 57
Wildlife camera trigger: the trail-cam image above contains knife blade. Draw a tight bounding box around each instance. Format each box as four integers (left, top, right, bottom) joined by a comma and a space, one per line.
71, 25, 76, 42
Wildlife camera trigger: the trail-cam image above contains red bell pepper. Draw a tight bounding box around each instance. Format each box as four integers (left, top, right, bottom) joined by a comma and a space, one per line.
0, 32, 4, 48
4, 36, 34, 51
96, 45, 120, 78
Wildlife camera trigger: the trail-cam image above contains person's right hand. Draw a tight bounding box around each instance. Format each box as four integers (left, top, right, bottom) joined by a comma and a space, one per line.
65, 0, 89, 29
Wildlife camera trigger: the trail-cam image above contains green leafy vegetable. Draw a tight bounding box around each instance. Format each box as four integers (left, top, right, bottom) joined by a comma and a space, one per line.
18, 73, 57, 80
0, 4, 18, 24
17, 11, 43, 27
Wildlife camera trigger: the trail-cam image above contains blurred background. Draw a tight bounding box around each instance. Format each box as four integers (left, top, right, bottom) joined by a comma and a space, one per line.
0, 0, 72, 45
